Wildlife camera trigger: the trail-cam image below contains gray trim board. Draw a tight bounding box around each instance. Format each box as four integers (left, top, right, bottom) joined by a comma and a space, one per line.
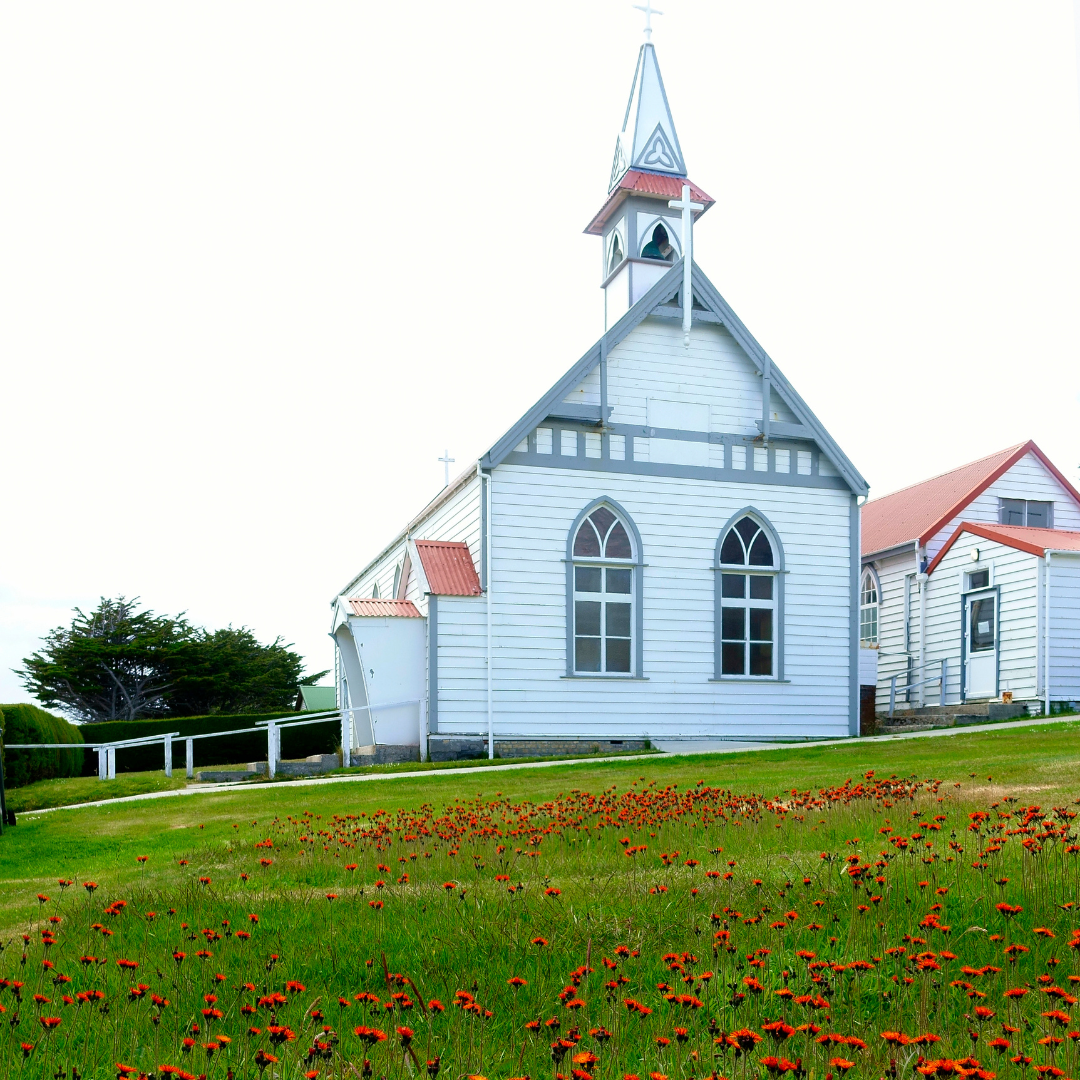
566, 497, 645, 679
713, 507, 786, 682
849, 495, 860, 735
428, 595, 438, 734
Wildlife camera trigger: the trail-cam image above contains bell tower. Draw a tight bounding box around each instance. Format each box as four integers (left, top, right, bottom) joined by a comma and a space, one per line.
584, 32, 713, 329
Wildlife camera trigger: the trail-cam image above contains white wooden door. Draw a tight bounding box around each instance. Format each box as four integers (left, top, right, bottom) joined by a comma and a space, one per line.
964, 591, 997, 699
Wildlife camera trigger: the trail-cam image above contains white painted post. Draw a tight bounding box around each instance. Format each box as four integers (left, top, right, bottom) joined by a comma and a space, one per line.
97, 748, 107, 781
185, 738, 194, 779
667, 183, 704, 347
418, 699, 428, 763
107, 747, 116, 780
267, 721, 277, 780
341, 709, 351, 768
164, 734, 173, 778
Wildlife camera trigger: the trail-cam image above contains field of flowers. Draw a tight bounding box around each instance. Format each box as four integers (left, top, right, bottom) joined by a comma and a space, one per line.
4, 770, 1079, 1080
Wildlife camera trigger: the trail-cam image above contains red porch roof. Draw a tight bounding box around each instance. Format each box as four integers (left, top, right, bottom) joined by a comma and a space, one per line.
347, 599, 422, 618
414, 540, 482, 596
926, 523, 1080, 575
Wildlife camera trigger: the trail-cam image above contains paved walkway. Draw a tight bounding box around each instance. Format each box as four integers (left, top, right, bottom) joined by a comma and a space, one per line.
20, 713, 1078, 816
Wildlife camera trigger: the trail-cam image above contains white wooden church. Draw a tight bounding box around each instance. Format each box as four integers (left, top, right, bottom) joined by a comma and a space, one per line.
330, 35, 869, 760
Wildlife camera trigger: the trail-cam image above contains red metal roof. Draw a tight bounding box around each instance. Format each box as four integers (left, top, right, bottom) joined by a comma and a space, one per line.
415, 540, 482, 596
861, 441, 1080, 557
926, 523, 1080, 575
347, 599, 422, 618
585, 170, 715, 236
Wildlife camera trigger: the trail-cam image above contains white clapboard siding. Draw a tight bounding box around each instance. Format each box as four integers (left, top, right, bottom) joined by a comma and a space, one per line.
926, 453, 1080, 561
605, 319, 798, 434
1049, 556, 1080, 701
925, 533, 1039, 702
870, 551, 917, 710
431, 462, 854, 739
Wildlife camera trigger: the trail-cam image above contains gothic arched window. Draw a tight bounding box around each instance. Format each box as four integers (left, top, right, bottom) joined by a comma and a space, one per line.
715, 512, 783, 679
641, 222, 675, 261
607, 230, 625, 275
567, 501, 643, 676
860, 568, 879, 646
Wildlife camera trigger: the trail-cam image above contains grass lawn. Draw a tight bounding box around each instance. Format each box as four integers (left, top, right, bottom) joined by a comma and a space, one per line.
1, 720, 1077, 1078
6, 771, 188, 813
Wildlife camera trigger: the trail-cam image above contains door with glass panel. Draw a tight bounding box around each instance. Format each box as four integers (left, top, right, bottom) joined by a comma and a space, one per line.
963, 591, 997, 699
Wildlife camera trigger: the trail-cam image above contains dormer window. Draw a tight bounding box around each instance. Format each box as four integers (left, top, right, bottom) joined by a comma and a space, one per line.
607, 231, 624, 274
641, 223, 674, 261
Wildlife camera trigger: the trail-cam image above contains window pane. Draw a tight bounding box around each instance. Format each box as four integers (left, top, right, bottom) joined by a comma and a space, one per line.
720, 530, 745, 565
970, 596, 995, 652
606, 602, 631, 639
606, 568, 632, 594
721, 607, 745, 641
606, 638, 631, 673
575, 600, 601, 636
1000, 499, 1025, 526
575, 636, 601, 672
575, 566, 602, 593
735, 517, 758, 545
721, 574, 746, 599
968, 569, 989, 591
1026, 501, 1051, 529
573, 523, 601, 557
748, 531, 774, 567
605, 521, 632, 558
749, 576, 773, 600
749, 642, 773, 676
590, 506, 616, 537
722, 642, 745, 675
749, 608, 773, 643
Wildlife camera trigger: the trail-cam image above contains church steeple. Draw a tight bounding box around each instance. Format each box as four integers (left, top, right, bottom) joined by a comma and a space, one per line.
585, 36, 713, 330
609, 42, 686, 191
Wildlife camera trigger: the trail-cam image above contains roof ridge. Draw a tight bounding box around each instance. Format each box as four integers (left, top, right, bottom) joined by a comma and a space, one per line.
864, 442, 1028, 505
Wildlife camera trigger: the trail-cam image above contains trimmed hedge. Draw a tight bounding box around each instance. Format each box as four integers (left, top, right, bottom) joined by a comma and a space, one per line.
1, 704, 84, 788
78, 711, 339, 775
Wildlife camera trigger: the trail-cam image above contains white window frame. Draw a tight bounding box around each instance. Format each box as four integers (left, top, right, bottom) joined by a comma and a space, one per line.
860, 567, 880, 646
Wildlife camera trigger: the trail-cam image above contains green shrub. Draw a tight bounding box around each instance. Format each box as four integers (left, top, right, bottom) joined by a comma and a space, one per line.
0, 704, 84, 788
79, 711, 339, 775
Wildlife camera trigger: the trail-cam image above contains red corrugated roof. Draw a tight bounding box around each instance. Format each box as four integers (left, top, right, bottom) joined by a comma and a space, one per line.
347, 599, 422, 618
585, 170, 714, 235
415, 540, 482, 596
861, 441, 1080, 556
926, 523, 1080, 574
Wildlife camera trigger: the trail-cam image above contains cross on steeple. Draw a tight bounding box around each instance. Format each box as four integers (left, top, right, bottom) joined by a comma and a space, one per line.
633, 0, 663, 42
438, 449, 455, 488
668, 183, 704, 347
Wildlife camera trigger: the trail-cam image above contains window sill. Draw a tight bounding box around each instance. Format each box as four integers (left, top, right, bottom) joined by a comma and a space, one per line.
561, 675, 649, 681
709, 678, 791, 684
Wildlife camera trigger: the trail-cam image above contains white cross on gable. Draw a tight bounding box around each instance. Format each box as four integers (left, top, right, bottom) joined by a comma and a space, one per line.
439, 449, 455, 488
668, 183, 704, 346
633, 1, 663, 42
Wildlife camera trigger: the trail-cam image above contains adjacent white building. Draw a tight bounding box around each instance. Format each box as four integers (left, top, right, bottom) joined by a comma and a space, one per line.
329, 40, 869, 760
860, 441, 1080, 714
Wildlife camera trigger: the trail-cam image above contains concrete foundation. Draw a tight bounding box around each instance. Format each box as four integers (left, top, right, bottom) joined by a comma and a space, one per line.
349, 745, 420, 766
427, 737, 649, 762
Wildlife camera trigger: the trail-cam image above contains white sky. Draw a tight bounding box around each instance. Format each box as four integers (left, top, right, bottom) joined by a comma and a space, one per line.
2, 1, 1079, 707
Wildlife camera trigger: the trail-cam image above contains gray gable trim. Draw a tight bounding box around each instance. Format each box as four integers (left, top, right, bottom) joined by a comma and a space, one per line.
483, 258, 868, 497
687, 266, 869, 497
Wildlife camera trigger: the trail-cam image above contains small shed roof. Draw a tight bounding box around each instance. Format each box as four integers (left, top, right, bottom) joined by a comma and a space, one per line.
296, 685, 337, 712
347, 599, 422, 617
414, 540, 482, 596
861, 440, 1080, 557
926, 523, 1080, 575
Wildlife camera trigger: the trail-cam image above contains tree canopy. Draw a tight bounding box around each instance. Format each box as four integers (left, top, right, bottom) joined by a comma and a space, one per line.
15, 597, 326, 723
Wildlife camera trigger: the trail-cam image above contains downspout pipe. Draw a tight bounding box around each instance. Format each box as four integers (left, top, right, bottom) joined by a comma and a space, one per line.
482, 466, 494, 759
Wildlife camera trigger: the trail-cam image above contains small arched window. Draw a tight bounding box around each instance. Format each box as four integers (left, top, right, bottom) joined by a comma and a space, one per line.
860, 568, 879, 646
641, 223, 674, 262
716, 513, 782, 678
568, 502, 642, 676
607, 231, 624, 275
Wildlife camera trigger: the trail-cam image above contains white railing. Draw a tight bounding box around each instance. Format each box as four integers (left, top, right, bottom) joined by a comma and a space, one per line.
888, 658, 948, 717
